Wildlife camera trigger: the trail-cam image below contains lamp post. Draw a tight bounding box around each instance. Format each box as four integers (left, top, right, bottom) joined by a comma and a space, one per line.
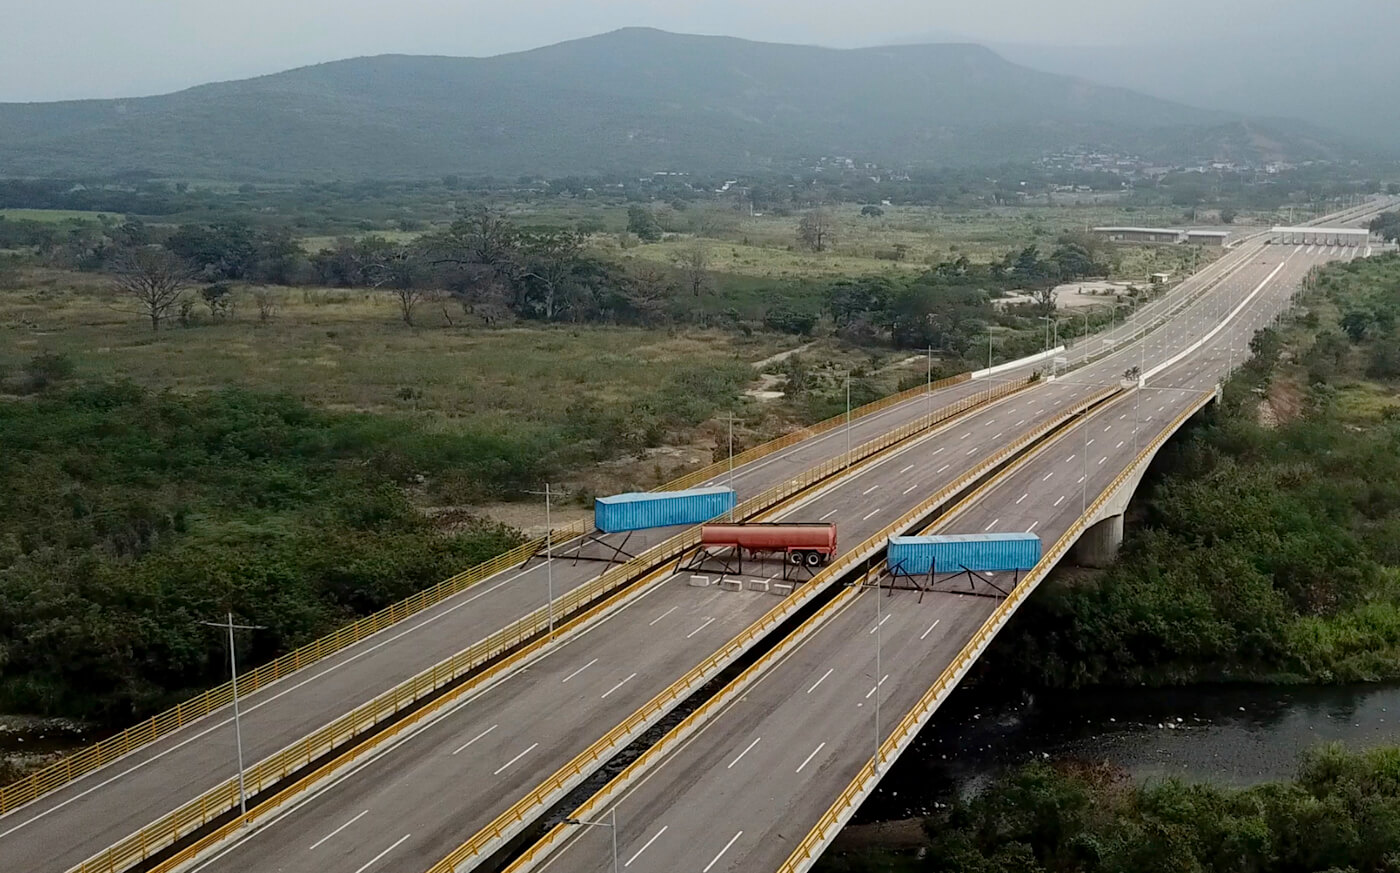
717, 414, 741, 521
564, 809, 619, 873
845, 372, 852, 468
873, 576, 883, 774
201, 613, 265, 821
525, 484, 557, 633
924, 345, 934, 419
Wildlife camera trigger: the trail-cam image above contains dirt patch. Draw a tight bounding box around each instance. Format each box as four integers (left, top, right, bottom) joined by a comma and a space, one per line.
465, 502, 595, 539
1260, 375, 1305, 429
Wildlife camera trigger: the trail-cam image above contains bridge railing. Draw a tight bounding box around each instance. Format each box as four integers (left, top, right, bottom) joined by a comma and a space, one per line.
0, 373, 977, 816
72, 379, 1029, 873
486, 384, 1123, 873
774, 389, 1214, 873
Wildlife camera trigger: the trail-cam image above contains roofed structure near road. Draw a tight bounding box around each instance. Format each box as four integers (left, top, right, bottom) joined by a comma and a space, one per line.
1092, 226, 1185, 244
1270, 226, 1370, 246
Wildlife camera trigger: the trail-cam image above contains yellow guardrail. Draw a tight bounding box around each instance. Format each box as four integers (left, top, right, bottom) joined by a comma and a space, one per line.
0, 374, 974, 816
775, 390, 1215, 873
487, 384, 1123, 873
73, 379, 1030, 873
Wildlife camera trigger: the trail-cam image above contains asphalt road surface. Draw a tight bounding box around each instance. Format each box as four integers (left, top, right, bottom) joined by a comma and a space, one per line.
0, 209, 1274, 873
169, 243, 1321, 873
526, 243, 1341, 873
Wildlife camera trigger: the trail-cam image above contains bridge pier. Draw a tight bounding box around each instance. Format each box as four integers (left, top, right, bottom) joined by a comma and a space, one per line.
1074, 514, 1123, 568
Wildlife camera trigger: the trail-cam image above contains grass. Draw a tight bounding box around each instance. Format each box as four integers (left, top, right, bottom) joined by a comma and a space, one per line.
0, 209, 123, 223
0, 273, 796, 438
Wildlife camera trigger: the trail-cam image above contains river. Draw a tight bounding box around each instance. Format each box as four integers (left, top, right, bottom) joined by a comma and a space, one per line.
854, 681, 1400, 823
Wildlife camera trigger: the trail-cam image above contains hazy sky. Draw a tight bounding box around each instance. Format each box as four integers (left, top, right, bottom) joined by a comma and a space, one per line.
5, 0, 1309, 102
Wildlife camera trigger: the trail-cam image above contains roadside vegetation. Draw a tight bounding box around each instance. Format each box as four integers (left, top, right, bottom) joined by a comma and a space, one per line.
995, 253, 1400, 687
817, 745, 1400, 873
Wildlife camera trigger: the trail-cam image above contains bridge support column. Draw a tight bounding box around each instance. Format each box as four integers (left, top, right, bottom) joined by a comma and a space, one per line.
1074, 514, 1123, 568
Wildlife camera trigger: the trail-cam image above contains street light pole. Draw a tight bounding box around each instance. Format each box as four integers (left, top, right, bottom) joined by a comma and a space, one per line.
201, 613, 265, 821
874, 577, 883, 774
718, 414, 741, 521
925, 346, 934, 420
845, 373, 852, 468
564, 810, 619, 873
525, 484, 557, 633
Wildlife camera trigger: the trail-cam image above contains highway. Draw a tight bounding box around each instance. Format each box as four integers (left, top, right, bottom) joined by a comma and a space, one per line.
0, 213, 1269, 873
515, 242, 1343, 873
155, 240, 1321, 873
162, 383, 1106, 873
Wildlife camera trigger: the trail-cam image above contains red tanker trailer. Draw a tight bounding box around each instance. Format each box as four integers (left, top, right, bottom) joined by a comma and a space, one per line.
699, 522, 837, 568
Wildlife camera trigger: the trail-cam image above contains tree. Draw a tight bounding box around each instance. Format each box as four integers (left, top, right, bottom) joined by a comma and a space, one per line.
860, 205, 884, 218
200, 282, 233, 320
674, 240, 711, 297
365, 243, 428, 326
1367, 211, 1400, 243
1220, 207, 1238, 224
519, 231, 582, 320
251, 287, 278, 323
111, 247, 195, 331
626, 205, 663, 243
797, 209, 836, 252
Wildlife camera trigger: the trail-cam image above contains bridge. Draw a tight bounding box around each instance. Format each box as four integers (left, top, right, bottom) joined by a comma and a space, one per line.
0, 198, 1392, 873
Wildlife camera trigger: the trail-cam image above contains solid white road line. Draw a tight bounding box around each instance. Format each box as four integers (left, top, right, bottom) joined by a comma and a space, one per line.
451, 724, 499, 756
561, 658, 599, 683
703, 831, 744, 873
920, 619, 941, 641
685, 618, 715, 639
727, 737, 761, 769
625, 826, 668, 867
493, 743, 538, 776
352, 833, 412, 873
648, 606, 678, 627
600, 673, 637, 699
807, 668, 834, 694
309, 809, 370, 850
796, 742, 827, 774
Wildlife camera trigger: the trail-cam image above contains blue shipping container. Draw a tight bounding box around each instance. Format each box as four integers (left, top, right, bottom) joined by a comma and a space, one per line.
887, 533, 1041, 575
595, 487, 737, 533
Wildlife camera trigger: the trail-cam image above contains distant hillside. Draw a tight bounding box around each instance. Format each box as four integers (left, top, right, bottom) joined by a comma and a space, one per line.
0, 28, 1347, 181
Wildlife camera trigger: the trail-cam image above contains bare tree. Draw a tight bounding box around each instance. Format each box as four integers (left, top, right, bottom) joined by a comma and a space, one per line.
111, 247, 196, 331
797, 209, 837, 252
251, 286, 278, 323
623, 265, 673, 325
1030, 285, 1057, 315
674, 240, 711, 297
364, 243, 428, 326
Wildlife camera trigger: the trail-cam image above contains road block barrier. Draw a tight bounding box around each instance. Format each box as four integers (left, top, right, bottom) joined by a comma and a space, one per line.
775, 391, 1214, 873
0, 374, 977, 815
71, 379, 1031, 873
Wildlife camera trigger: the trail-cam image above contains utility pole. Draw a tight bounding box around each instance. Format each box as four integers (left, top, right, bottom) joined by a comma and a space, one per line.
564, 809, 619, 873
718, 414, 741, 521
524, 484, 557, 633
924, 345, 934, 420
201, 613, 265, 821
873, 577, 882, 774
987, 329, 994, 371
845, 373, 852, 468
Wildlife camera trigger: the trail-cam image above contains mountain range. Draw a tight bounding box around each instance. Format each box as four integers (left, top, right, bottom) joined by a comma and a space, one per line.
0, 28, 1352, 181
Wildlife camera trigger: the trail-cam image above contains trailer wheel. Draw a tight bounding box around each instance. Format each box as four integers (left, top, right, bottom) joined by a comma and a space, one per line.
788, 551, 805, 566
804, 551, 822, 568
